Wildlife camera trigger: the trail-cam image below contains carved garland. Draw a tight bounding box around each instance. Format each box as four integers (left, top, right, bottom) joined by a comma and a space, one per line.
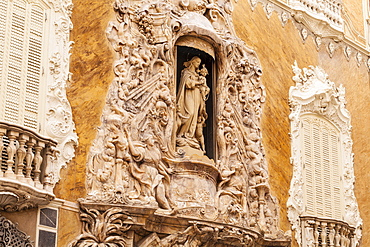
287, 61, 362, 246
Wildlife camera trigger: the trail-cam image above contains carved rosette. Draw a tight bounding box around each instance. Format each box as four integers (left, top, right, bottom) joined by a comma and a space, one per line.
44, 0, 78, 189
82, 0, 288, 245
287, 62, 362, 246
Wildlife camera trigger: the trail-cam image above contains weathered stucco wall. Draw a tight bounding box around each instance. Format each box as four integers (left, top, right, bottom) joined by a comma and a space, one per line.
57, 0, 370, 246
55, 0, 116, 201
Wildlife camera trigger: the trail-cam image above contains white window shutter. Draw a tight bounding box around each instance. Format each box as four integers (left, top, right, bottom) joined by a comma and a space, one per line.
4, 0, 27, 124
24, 5, 44, 130
302, 116, 342, 220
0, 0, 8, 89
0, 0, 45, 131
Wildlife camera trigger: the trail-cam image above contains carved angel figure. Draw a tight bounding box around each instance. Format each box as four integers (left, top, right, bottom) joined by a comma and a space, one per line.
176, 56, 210, 153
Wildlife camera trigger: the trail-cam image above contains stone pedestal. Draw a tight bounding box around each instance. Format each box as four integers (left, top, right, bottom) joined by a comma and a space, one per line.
166, 158, 220, 220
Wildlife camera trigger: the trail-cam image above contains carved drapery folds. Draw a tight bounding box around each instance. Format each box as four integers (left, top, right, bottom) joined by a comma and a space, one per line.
82, 0, 288, 245
287, 62, 362, 246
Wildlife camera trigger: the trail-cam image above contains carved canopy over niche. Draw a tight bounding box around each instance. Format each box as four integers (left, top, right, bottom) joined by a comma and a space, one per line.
287, 62, 362, 246
80, 0, 289, 245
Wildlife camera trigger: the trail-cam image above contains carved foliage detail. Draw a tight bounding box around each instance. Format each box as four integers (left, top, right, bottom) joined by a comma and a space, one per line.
69, 207, 133, 247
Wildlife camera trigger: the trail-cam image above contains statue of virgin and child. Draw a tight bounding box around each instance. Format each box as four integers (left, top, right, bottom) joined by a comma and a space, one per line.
176, 56, 210, 153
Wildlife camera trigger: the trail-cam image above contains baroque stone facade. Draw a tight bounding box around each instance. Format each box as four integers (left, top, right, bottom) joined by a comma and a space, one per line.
72, 0, 290, 245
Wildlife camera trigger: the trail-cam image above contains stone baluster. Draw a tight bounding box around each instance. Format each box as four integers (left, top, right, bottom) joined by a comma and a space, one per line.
25, 139, 36, 185
340, 226, 346, 247
33, 141, 45, 189
5, 131, 19, 179
16, 134, 29, 182
350, 231, 355, 247
307, 220, 316, 247
335, 224, 341, 247
43, 145, 55, 192
313, 221, 320, 247
344, 228, 350, 247
0, 128, 6, 177
321, 222, 328, 247
328, 223, 335, 247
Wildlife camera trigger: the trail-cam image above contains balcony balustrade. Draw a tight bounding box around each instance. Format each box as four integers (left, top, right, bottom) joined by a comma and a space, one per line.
301, 216, 355, 247
290, 0, 344, 36
0, 121, 58, 211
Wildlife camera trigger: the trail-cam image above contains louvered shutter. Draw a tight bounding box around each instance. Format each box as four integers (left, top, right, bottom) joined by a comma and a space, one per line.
0, 0, 8, 90
25, 5, 44, 130
0, 0, 46, 131
4, 0, 27, 124
301, 115, 343, 220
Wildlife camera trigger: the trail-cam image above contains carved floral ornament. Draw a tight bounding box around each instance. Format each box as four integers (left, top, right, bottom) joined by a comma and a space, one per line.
287, 62, 362, 246
77, 0, 290, 245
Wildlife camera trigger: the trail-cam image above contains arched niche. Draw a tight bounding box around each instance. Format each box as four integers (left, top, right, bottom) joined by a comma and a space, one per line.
174, 36, 216, 160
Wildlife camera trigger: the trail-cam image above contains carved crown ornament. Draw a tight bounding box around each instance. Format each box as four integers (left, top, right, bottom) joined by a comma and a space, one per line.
73, 0, 290, 246
287, 62, 362, 246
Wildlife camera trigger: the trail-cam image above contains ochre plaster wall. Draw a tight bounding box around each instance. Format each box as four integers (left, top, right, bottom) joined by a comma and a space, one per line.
58, 0, 370, 245
57, 208, 82, 247
54, 0, 116, 201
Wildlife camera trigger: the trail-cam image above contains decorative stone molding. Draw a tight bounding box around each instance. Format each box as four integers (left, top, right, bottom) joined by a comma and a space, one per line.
76, 0, 290, 245
0, 215, 33, 246
287, 62, 362, 246
44, 0, 78, 189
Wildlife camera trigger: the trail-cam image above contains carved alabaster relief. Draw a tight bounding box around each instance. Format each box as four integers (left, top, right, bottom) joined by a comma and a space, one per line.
69, 206, 133, 247
44, 0, 78, 190
288, 62, 362, 246
82, 0, 288, 244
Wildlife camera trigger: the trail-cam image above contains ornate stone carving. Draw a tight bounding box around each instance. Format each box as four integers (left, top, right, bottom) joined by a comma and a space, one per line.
290, 0, 344, 41
80, 0, 288, 245
69, 207, 133, 247
44, 0, 78, 189
288, 62, 362, 246
0, 215, 33, 247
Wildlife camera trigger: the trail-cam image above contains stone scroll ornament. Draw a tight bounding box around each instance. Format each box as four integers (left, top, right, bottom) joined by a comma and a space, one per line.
80, 0, 290, 245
